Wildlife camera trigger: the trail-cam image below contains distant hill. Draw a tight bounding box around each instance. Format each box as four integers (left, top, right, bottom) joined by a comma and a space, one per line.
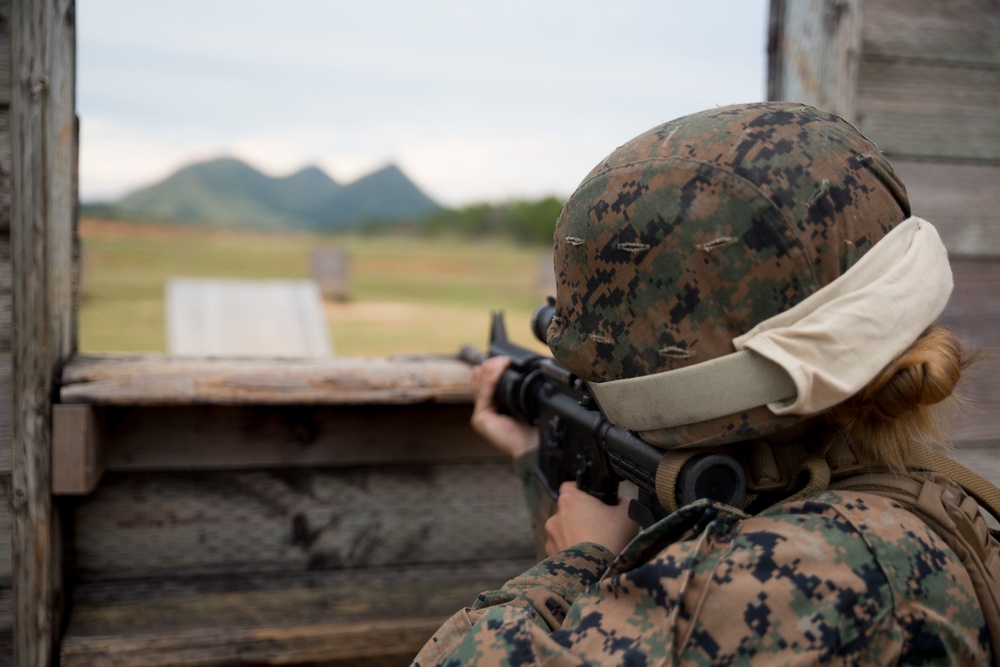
84, 158, 441, 230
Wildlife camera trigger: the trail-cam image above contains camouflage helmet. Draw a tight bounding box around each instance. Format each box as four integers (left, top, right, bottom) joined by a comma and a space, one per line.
547, 102, 910, 448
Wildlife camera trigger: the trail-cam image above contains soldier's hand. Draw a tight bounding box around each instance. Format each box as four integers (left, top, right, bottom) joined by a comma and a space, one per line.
544, 482, 640, 556
470, 356, 539, 459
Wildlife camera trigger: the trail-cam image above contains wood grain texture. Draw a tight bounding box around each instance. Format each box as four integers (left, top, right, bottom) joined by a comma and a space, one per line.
11, 0, 77, 662
0, 475, 10, 585
88, 403, 500, 473
767, 0, 860, 118
61, 560, 533, 666
856, 59, 1000, 162
72, 465, 534, 582
60, 353, 476, 405
0, 0, 9, 108
893, 160, 1000, 259
856, 0, 1000, 163
51, 405, 103, 494
0, 582, 9, 667
0, 110, 10, 235
0, 232, 10, 351
0, 354, 9, 473
862, 0, 1000, 68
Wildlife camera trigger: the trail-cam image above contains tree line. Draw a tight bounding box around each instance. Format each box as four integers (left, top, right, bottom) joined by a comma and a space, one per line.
357, 196, 565, 246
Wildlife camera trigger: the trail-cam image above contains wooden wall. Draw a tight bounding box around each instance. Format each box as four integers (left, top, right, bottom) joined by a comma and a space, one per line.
767, 0, 861, 119
0, 0, 14, 659
7, 0, 78, 663
857, 0, 1000, 258
769, 0, 1000, 480
770, 0, 1000, 257
52, 357, 537, 666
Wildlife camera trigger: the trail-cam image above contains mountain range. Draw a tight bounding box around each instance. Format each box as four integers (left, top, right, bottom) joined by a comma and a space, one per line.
85, 157, 441, 230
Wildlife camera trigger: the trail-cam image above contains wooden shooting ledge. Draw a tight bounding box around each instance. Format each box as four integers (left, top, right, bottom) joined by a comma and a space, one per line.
53, 353, 485, 494
48, 348, 1000, 667
50, 353, 537, 666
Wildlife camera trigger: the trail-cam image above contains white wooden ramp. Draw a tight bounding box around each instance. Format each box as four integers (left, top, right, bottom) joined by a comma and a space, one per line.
166, 278, 332, 357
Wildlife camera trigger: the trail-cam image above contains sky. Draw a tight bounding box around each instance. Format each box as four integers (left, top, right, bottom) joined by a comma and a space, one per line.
78, 1, 770, 208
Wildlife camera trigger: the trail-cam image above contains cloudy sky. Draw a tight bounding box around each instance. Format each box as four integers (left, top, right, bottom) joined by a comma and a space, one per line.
78, 1, 770, 207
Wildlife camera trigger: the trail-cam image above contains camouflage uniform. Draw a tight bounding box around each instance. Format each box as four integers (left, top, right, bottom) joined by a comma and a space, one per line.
412, 448, 990, 666
413, 103, 991, 664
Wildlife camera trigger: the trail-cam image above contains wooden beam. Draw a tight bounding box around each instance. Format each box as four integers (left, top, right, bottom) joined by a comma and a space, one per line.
70, 466, 533, 581
0, 353, 9, 473
72, 403, 499, 475
60, 353, 475, 406
1, 230, 10, 351
51, 405, 102, 495
11, 0, 77, 663
60, 560, 533, 666
766, 0, 861, 119
0, 1, 9, 108
0, 110, 10, 235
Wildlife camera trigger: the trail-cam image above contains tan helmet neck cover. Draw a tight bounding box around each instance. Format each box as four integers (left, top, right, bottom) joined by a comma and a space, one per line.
588, 217, 953, 434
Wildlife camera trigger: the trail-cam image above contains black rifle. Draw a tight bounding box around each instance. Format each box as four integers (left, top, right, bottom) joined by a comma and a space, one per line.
461, 299, 746, 527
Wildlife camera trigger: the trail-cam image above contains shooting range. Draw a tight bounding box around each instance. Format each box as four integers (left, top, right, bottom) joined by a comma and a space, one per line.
2, 0, 1000, 664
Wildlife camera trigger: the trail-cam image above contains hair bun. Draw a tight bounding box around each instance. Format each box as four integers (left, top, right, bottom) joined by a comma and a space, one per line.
830, 326, 970, 471
868, 326, 964, 421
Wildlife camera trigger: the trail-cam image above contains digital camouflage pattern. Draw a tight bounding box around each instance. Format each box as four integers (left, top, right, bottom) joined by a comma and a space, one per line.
546, 102, 911, 448
412, 489, 990, 666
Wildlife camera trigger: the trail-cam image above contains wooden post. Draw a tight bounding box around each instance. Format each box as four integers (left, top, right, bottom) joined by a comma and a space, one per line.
11, 0, 77, 664
767, 0, 860, 119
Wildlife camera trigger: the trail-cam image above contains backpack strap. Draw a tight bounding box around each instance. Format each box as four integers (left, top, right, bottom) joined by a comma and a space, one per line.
908, 442, 1000, 527
831, 471, 1000, 659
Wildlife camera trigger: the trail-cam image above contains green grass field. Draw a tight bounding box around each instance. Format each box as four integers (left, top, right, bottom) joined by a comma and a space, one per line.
79, 219, 553, 357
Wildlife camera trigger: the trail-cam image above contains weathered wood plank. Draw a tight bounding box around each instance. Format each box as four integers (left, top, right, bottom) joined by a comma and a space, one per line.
0, 110, 11, 235
766, 0, 861, 119
51, 404, 103, 494
892, 160, 1000, 259
0, 474, 11, 584
0, 0, 10, 108
0, 232, 10, 350
73, 403, 499, 475
0, 354, 9, 473
166, 278, 332, 357
856, 59, 1000, 162
54, 337, 998, 470
939, 259, 1000, 350
0, 583, 10, 667
73, 465, 534, 581
862, 0, 1000, 68
60, 353, 475, 405
12, 0, 77, 663
61, 561, 532, 667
